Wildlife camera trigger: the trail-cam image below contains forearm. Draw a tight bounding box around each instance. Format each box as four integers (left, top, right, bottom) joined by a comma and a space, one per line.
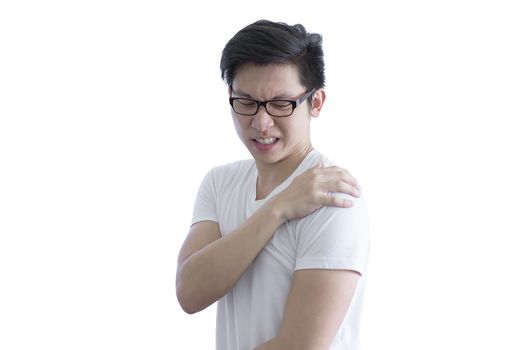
254, 338, 311, 350
254, 340, 274, 350
177, 202, 284, 313
254, 339, 280, 350
254, 337, 324, 350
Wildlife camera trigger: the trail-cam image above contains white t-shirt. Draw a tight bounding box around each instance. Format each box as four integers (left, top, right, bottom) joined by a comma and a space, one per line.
191, 150, 370, 350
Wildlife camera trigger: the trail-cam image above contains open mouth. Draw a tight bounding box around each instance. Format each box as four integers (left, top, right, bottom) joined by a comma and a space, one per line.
254, 137, 279, 145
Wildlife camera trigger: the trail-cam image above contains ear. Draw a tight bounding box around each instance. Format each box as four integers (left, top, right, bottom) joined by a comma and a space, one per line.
310, 89, 326, 118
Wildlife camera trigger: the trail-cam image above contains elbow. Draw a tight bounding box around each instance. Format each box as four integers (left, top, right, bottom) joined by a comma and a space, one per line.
176, 282, 207, 314
179, 301, 199, 315
176, 264, 215, 314
176, 285, 199, 314
178, 298, 206, 315
177, 295, 198, 314
176, 265, 198, 314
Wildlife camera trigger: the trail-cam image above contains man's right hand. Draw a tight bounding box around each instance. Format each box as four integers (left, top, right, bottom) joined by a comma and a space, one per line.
269, 164, 361, 222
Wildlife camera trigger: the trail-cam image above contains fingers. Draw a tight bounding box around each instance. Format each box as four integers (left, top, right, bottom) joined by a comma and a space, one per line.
315, 177, 359, 208
325, 193, 354, 208
310, 165, 360, 189
309, 166, 361, 198
334, 180, 361, 198
328, 166, 360, 189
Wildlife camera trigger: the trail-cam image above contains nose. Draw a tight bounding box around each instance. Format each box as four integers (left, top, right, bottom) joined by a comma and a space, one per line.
251, 106, 274, 132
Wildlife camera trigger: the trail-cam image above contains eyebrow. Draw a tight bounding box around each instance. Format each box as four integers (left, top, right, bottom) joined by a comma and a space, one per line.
232, 88, 291, 100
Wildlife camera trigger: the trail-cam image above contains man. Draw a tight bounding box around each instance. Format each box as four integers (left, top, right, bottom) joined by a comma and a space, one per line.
176, 20, 370, 350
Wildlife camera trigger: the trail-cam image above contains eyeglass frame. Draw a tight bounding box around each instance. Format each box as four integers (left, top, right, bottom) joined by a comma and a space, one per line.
229, 89, 316, 118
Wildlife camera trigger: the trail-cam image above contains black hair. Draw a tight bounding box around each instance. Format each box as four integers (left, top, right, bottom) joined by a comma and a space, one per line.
220, 20, 325, 92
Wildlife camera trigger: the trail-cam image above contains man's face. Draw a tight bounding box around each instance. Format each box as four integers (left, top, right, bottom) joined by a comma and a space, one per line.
230, 63, 322, 167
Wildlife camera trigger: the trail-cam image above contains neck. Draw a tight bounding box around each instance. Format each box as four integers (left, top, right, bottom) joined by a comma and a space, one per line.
255, 143, 314, 200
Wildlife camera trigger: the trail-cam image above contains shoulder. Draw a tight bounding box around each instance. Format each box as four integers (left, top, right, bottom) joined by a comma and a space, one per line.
296, 150, 369, 239
300, 194, 369, 234
294, 195, 370, 272
204, 158, 255, 189
209, 158, 253, 177
298, 149, 340, 172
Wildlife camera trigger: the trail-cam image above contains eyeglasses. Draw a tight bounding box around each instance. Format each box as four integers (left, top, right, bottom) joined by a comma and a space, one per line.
229, 89, 316, 118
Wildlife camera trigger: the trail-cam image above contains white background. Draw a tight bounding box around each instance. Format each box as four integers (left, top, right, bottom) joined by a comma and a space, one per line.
1, 0, 523, 349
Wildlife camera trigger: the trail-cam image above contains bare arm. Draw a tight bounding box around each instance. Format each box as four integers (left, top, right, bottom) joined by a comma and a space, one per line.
176, 165, 361, 314
176, 204, 284, 314
254, 269, 361, 350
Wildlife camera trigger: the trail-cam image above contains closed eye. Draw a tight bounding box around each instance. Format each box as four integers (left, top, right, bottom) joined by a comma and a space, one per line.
269, 101, 292, 109
237, 99, 257, 106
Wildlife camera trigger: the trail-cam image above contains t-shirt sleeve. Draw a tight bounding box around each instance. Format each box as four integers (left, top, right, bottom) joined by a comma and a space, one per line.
190, 168, 219, 226
295, 194, 370, 274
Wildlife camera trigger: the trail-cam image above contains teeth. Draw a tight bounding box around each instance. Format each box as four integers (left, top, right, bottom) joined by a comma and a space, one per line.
256, 137, 277, 144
